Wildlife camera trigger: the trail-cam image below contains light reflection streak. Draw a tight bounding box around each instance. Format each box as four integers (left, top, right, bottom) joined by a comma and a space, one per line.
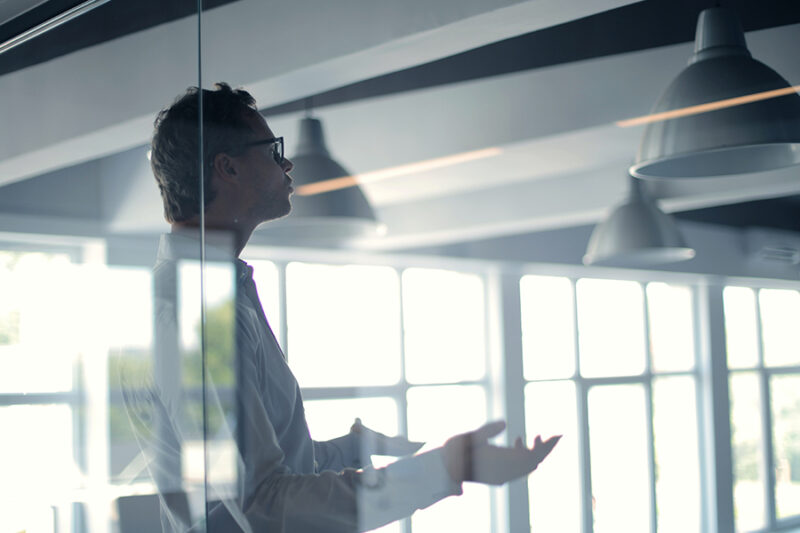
295, 147, 502, 196
297, 85, 800, 197
615, 85, 800, 128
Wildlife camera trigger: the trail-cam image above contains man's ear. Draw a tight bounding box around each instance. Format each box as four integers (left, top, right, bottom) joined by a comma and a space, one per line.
212, 152, 238, 183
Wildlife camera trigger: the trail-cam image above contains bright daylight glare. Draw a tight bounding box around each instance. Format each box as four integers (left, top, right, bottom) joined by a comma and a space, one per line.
3, 247, 800, 533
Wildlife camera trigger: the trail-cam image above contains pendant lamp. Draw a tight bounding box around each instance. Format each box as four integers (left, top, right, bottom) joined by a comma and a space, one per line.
584, 175, 695, 266
630, 7, 800, 179
263, 112, 381, 242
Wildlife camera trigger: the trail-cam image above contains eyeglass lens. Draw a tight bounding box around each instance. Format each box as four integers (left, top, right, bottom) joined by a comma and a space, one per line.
271, 139, 284, 165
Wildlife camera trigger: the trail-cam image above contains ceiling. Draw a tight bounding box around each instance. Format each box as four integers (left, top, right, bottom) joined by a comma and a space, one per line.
1, 0, 799, 262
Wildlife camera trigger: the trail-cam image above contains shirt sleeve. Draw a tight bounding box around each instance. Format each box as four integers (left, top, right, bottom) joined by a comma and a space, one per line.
234, 311, 462, 532
243, 449, 462, 533
313, 434, 361, 472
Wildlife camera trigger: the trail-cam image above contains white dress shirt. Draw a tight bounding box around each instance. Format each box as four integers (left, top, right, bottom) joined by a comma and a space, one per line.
151, 232, 461, 532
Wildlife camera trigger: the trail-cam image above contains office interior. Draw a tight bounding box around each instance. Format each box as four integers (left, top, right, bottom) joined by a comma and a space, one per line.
1, 0, 799, 531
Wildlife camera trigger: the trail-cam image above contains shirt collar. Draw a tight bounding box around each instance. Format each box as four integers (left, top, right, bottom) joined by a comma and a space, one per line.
156, 231, 252, 284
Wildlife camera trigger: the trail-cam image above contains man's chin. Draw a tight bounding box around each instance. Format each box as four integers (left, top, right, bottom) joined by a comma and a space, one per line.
258, 204, 293, 226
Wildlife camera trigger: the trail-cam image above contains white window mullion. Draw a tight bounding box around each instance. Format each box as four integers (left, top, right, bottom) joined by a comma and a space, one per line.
276, 260, 288, 354
691, 286, 711, 533
641, 282, 658, 533
696, 282, 735, 533
571, 278, 594, 533
396, 266, 410, 438
577, 378, 593, 533
759, 371, 777, 531
397, 267, 412, 533
754, 291, 778, 530
489, 271, 528, 533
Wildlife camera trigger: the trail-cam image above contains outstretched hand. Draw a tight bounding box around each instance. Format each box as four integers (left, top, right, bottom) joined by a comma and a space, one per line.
351, 418, 424, 460
443, 421, 561, 486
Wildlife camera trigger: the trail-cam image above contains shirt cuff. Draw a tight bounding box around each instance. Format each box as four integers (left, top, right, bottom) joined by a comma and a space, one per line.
386, 448, 463, 505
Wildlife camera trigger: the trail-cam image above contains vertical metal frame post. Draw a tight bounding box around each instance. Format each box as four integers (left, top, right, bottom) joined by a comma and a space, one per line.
696, 282, 735, 533
489, 271, 530, 533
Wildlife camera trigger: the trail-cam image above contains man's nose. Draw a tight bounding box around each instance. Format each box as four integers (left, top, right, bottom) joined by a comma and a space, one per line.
282, 157, 294, 173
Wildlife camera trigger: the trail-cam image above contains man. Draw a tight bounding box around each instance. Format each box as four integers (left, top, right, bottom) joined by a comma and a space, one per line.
149, 82, 559, 532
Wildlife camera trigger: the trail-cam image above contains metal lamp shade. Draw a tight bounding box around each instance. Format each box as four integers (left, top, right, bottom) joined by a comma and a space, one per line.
288, 152, 376, 220
263, 117, 380, 241
631, 7, 800, 179
584, 180, 695, 267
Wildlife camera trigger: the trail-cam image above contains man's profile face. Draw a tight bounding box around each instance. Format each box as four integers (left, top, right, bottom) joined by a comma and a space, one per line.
232, 111, 294, 225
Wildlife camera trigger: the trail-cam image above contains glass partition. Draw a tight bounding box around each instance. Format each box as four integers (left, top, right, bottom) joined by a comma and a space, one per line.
3, 1, 800, 532
0, 2, 203, 531
198, 2, 505, 531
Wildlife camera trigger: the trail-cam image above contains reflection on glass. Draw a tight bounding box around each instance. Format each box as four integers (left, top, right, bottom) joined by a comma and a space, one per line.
108, 265, 156, 480
105, 267, 156, 482
759, 289, 800, 368
723, 287, 760, 369
525, 381, 580, 533
770, 375, 800, 519
287, 262, 401, 387
729, 372, 766, 532
647, 282, 695, 372
144, 251, 237, 523
588, 385, 650, 533
177, 260, 236, 390
110, 402, 153, 482
407, 385, 490, 533
520, 275, 575, 380
179, 261, 235, 367
652, 376, 701, 533
577, 279, 646, 377
403, 268, 486, 384
247, 258, 281, 340
2, 0, 202, 524
195, 260, 238, 496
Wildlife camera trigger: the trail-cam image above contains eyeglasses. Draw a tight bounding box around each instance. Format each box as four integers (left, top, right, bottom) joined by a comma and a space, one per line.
237, 136, 284, 165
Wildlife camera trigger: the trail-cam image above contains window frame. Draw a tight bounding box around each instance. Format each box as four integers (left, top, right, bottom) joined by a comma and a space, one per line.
8, 232, 800, 533
516, 274, 706, 533
240, 245, 800, 533
0, 238, 101, 532
724, 283, 800, 533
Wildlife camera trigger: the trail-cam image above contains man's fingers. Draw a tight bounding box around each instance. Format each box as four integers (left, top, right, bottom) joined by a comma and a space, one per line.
382, 435, 424, 456
534, 435, 562, 458
514, 437, 524, 449
354, 421, 425, 457
470, 420, 506, 444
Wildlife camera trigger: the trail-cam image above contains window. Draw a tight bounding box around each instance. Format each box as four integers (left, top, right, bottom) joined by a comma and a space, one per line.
10, 237, 800, 533
724, 286, 800, 531
521, 275, 702, 533
270, 261, 492, 533
286, 262, 401, 387
106, 266, 154, 483
0, 249, 84, 532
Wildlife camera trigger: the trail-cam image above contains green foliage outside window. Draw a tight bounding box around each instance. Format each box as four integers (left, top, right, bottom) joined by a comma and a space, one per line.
0, 310, 20, 345
182, 299, 235, 387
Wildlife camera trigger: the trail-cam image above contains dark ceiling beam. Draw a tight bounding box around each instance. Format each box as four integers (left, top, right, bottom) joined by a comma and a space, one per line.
261, 0, 800, 117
